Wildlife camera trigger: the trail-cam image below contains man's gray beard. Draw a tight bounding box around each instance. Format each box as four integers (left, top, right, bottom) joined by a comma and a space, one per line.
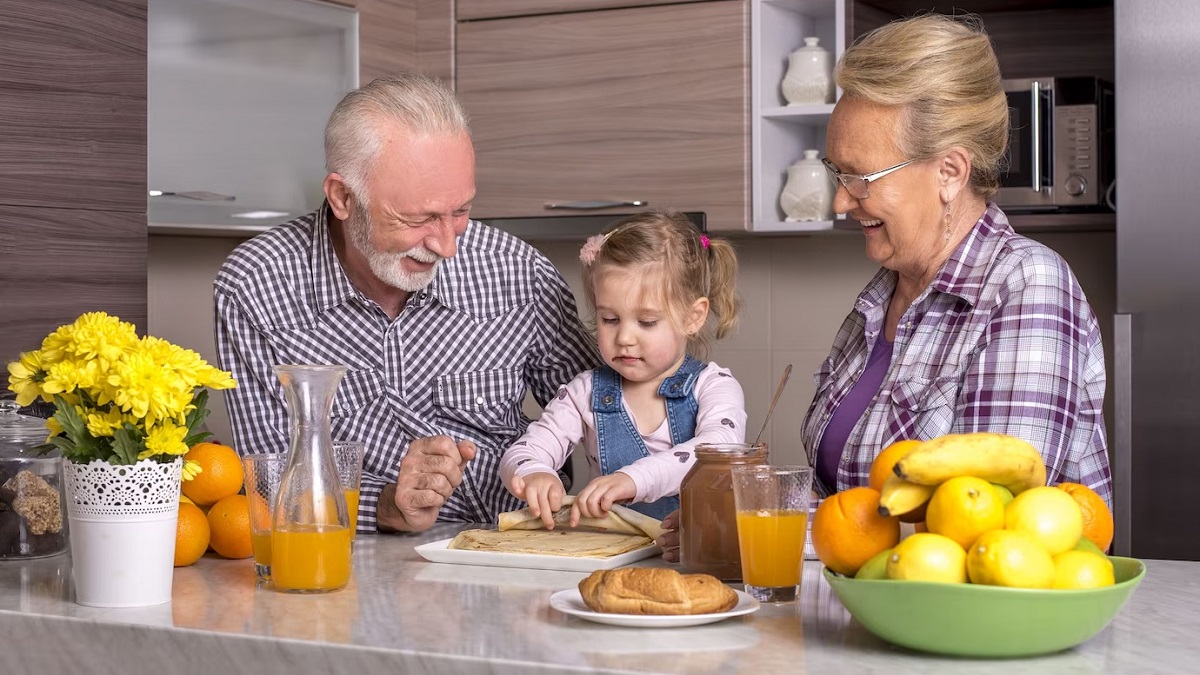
346, 202, 441, 292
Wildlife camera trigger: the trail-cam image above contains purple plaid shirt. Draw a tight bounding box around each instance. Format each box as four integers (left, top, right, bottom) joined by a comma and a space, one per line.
801, 203, 1112, 508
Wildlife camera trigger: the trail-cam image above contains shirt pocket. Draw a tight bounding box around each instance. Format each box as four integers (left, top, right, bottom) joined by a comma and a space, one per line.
889, 375, 959, 439
434, 368, 525, 438
332, 369, 386, 418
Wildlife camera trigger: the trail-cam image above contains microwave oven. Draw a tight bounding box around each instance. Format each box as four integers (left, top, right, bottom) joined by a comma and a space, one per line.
997, 77, 1114, 211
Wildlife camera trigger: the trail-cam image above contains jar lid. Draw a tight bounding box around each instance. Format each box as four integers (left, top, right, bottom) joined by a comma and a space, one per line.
0, 399, 55, 457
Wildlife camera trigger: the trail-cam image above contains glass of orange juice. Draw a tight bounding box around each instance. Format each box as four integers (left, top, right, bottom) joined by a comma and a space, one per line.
332, 441, 364, 540
241, 453, 288, 582
730, 465, 814, 603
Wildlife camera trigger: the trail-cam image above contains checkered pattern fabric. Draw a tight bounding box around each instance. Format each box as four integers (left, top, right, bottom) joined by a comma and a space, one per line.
214, 206, 599, 530
801, 203, 1112, 508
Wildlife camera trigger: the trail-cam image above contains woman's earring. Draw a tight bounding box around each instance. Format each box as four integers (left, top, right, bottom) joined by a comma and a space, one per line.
943, 203, 952, 242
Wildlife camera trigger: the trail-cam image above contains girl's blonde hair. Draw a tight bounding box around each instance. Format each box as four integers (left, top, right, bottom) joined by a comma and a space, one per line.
836, 14, 1009, 199
580, 211, 740, 357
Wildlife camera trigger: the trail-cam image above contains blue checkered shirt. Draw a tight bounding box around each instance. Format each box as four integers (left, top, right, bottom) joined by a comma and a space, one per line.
214, 206, 599, 530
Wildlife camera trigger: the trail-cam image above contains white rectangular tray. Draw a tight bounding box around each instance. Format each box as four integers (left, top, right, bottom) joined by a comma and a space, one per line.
414, 536, 662, 573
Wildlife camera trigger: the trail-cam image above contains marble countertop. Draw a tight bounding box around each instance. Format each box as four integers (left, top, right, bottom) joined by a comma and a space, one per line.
1, 523, 1196, 674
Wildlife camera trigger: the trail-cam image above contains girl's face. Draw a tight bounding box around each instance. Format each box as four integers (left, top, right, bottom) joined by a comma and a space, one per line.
592, 268, 702, 388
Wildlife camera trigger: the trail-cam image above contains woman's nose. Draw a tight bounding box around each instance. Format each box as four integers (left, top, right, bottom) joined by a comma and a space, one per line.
832, 184, 857, 215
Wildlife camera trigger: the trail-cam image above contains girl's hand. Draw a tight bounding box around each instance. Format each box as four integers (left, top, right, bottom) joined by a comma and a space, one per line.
570, 473, 637, 525
656, 509, 681, 562
511, 472, 565, 530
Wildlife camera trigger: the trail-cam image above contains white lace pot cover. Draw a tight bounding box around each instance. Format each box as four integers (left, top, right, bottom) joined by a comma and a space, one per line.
62, 458, 182, 607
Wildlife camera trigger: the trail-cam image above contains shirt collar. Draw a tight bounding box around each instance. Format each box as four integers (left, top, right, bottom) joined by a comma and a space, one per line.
309, 202, 461, 314
851, 202, 1013, 317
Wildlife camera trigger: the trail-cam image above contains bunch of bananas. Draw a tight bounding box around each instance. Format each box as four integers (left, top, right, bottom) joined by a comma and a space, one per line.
878, 433, 1047, 519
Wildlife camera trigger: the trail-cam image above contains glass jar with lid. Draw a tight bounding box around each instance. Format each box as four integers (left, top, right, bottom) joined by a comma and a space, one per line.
0, 400, 68, 559
679, 442, 768, 581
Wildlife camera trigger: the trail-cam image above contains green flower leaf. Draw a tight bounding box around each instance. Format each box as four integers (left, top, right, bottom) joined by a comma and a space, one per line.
111, 423, 144, 465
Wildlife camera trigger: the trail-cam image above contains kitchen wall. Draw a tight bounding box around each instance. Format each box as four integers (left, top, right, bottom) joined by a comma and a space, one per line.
148, 227, 1115, 467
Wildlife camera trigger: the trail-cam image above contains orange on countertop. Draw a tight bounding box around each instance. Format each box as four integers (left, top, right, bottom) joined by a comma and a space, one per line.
812, 486, 901, 577
174, 501, 211, 567
1057, 482, 1114, 552
207, 494, 253, 559
182, 442, 245, 506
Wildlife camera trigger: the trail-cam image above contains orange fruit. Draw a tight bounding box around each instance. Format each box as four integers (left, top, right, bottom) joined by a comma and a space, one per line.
182, 442, 245, 506
1057, 483, 1114, 552
174, 501, 211, 567
207, 494, 253, 559
868, 439, 923, 493
811, 486, 901, 576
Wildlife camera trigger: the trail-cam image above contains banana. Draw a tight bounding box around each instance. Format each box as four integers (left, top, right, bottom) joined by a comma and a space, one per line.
893, 432, 1047, 495
877, 473, 935, 518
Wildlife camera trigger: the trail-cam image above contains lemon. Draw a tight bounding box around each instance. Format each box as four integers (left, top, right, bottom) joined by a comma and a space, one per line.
966, 529, 1055, 588
990, 483, 1015, 506
1004, 486, 1084, 555
925, 476, 1006, 550
180, 493, 195, 505
855, 548, 892, 580
1052, 550, 1115, 589
1074, 536, 1106, 556
885, 533, 967, 583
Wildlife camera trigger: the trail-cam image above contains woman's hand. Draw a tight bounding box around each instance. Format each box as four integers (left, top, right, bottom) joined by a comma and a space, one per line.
511, 472, 566, 530
570, 473, 636, 525
656, 509, 681, 562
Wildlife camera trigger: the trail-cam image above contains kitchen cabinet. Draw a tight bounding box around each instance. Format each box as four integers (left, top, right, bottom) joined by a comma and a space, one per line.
458, 0, 713, 21
356, 0, 453, 85
0, 0, 147, 358
456, 1, 750, 231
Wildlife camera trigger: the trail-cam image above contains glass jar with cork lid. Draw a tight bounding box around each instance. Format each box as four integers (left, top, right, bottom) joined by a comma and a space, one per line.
679, 442, 768, 581
0, 400, 68, 559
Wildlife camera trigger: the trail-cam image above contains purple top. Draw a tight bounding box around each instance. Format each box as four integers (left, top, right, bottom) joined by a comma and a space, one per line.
815, 336, 893, 492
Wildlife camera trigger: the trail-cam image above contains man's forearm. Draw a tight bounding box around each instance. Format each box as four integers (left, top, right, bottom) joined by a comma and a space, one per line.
375, 483, 414, 533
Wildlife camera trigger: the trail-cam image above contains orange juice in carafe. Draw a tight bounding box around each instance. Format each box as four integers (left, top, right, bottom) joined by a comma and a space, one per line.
271, 525, 353, 591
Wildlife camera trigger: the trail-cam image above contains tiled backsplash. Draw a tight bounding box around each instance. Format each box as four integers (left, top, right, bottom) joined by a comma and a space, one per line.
149, 228, 1115, 470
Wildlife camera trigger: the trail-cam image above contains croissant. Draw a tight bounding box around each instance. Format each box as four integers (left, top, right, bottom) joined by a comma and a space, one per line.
578, 568, 738, 615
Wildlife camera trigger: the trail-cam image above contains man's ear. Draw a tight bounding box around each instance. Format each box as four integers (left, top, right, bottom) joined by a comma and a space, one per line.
324, 173, 353, 220
938, 146, 973, 203
686, 297, 710, 336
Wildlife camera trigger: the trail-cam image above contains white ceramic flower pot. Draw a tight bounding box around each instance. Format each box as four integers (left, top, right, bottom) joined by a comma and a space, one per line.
62, 458, 182, 607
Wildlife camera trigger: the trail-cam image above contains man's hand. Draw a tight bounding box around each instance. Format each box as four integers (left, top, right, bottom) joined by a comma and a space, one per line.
377, 436, 476, 533
656, 509, 680, 562
570, 472, 636, 525
511, 472, 565, 530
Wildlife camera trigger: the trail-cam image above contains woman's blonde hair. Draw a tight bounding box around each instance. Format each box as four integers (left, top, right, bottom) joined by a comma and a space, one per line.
836, 14, 1009, 199
580, 211, 740, 357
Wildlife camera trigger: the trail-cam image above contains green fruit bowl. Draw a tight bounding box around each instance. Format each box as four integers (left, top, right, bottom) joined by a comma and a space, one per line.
823, 556, 1146, 658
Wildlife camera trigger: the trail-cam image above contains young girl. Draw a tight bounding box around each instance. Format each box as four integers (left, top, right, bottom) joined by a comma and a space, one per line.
500, 211, 746, 528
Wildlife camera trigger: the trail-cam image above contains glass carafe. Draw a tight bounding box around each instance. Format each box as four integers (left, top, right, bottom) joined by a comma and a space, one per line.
271, 365, 352, 593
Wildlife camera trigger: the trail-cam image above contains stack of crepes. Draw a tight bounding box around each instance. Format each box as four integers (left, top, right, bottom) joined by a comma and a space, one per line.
448, 496, 665, 558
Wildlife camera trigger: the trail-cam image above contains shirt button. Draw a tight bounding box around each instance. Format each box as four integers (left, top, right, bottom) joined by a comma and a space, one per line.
475, 395, 486, 405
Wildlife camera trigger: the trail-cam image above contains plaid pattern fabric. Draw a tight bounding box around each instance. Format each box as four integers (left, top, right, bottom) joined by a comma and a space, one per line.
801, 203, 1112, 508
214, 206, 599, 531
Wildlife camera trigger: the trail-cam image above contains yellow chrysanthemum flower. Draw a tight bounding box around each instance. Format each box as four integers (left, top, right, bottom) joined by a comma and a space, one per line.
182, 459, 203, 481
40, 312, 137, 370
107, 350, 193, 428
141, 420, 189, 460
6, 350, 46, 407
85, 407, 136, 439
45, 416, 63, 440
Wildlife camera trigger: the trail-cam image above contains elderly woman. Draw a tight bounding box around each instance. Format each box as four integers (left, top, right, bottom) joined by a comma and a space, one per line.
801, 14, 1112, 506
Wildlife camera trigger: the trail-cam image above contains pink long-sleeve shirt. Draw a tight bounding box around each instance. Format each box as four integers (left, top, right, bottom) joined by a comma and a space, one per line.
500, 362, 747, 504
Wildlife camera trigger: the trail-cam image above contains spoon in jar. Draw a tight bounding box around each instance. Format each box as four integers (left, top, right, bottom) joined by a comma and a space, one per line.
754, 364, 793, 446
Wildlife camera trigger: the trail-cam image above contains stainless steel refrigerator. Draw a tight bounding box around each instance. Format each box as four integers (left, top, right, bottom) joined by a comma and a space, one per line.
1113, 0, 1200, 560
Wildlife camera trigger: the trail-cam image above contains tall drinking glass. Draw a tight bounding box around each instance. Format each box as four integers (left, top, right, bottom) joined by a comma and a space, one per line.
332, 441, 364, 539
730, 465, 814, 603
242, 453, 287, 581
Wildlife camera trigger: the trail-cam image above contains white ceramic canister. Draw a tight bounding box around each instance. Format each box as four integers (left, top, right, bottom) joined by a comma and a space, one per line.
782, 37, 834, 106
780, 150, 834, 222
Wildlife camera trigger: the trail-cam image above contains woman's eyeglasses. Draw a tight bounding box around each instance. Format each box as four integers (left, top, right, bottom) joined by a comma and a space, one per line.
822, 157, 917, 200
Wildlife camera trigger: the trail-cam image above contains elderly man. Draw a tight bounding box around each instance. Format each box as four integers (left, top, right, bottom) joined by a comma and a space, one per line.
215, 74, 598, 533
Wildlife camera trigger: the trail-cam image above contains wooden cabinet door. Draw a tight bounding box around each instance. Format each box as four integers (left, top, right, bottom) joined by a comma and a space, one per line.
457, 1, 749, 230
458, 0, 711, 21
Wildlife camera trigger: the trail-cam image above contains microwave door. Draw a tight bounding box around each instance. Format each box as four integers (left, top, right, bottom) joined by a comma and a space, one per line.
1004, 82, 1054, 196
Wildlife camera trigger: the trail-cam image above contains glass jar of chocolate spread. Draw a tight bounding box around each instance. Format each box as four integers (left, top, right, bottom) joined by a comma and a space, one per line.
680, 442, 767, 581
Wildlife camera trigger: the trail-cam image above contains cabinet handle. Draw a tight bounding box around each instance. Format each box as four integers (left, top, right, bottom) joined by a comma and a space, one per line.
1030, 81, 1042, 192
544, 200, 648, 210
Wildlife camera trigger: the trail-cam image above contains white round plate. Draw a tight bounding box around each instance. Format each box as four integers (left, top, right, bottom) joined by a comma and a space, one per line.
548, 588, 760, 628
